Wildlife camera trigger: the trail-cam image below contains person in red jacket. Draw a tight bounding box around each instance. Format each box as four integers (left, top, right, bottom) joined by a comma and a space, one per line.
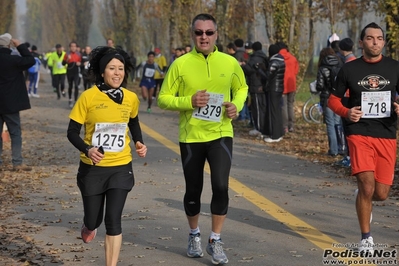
276, 42, 299, 133
63, 41, 82, 108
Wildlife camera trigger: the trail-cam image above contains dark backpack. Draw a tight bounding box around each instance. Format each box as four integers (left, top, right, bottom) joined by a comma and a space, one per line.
326, 65, 340, 92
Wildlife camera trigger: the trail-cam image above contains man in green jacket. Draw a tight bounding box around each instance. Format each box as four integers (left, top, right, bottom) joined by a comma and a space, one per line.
158, 13, 248, 265
47, 44, 67, 99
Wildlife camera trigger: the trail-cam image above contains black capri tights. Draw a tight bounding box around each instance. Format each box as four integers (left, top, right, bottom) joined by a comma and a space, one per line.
180, 137, 233, 216
82, 189, 129, 236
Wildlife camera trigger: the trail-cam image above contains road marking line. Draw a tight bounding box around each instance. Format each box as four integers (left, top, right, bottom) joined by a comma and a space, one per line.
140, 122, 375, 265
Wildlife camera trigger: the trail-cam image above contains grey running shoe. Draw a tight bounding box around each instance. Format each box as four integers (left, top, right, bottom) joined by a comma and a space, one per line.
206, 239, 228, 265
187, 233, 203, 258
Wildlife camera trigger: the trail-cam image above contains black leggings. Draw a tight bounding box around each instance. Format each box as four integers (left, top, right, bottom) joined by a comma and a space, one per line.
82, 189, 129, 236
180, 137, 232, 216
67, 72, 80, 101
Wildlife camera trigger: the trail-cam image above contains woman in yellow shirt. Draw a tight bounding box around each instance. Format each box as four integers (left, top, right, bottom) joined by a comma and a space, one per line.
67, 46, 147, 266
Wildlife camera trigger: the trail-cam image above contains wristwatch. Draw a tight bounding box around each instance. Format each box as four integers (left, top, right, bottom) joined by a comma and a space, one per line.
85, 145, 93, 157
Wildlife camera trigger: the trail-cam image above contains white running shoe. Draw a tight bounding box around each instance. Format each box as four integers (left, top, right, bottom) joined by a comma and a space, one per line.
206, 238, 228, 265
187, 233, 203, 258
249, 129, 261, 136
358, 236, 374, 252
31, 93, 40, 98
264, 137, 283, 143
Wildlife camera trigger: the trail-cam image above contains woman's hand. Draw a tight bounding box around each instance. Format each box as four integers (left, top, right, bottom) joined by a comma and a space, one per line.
88, 147, 105, 164
135, 141, 147, 157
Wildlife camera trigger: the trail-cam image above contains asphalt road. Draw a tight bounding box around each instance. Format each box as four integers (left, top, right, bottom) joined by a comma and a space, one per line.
1, 71, 398, 266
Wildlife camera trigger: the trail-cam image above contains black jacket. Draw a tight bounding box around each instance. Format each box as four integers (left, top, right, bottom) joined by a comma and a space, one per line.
316, 55, 341, 106
0, 44, 35, 114
264, 53, 285, 93
242, 50, 268, 94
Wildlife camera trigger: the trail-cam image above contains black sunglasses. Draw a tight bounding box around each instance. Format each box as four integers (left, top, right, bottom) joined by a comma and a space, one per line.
193, 30, 217, 36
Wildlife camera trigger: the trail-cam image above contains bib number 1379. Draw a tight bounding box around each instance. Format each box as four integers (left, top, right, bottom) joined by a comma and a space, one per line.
192, 92, 224, 122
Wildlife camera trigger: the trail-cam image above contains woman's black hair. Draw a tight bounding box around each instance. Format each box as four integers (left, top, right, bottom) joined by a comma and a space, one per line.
88, 46, 133, 87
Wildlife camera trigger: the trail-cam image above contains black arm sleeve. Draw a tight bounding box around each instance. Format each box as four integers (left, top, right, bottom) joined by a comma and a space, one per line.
67, 119, 90, 156
128, 116, 144, 144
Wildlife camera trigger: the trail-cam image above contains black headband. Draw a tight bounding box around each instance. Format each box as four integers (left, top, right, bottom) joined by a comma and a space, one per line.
99, 53, 125, 74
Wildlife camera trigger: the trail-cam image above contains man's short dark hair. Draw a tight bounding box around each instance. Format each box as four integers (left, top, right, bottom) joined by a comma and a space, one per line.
226, 42, 236, 51
275, 41, 288, 50
191, 13, 217, 30
360, 22, 385, 41
234, 39, 244, 48
31, 45, 37, 51
148, 51, 155, 57
55, 44, 62, 48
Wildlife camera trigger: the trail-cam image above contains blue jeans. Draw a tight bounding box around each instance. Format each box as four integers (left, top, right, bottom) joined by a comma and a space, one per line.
324, 107, 342, 155
0, 113, 23, 165
238, 99, 250, 121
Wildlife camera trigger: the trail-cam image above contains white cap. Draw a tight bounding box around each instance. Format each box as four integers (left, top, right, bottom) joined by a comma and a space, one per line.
0, 33, 12, 47
328, 33, 340, 43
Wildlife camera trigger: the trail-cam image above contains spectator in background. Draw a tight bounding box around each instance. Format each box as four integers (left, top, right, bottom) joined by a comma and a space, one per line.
331, 40, 345, 63
0, 33, 35, 171
233, 38, 246, 63
241, 41, 267, 137
263, 44, 285, 143
244, 41, 253, 60
226, 42, 236, 56
27, 45, 42, 98
339, 38, 356, 63
175, 47, 184, 58
106, 38, 115, 48
334, 37, 357, 168
276, 42, 299, 133
316, 47, 342, 156
169, 47, 176, 64
185, 44, 192, 53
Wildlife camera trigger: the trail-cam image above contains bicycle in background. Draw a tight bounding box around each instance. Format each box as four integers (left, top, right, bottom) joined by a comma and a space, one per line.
302, 80, 323, 124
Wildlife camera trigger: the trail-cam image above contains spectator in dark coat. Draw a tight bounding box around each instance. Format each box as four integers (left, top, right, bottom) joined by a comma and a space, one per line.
241, 41, 268, 137
263, 44, 285, 143
0, 33, 35, 171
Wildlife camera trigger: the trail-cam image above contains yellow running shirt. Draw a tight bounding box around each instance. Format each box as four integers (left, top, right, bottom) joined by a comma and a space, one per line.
69, 85, 140, 166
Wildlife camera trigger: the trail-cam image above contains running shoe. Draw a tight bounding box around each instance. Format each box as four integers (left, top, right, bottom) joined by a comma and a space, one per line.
335, 156, 350, 167
147, 108, 151, 113
358, 236, 374, 252
248, 129, 261, 136
187, 233, 203, 258
81, 224, 97, 243
355, 189, 372, 223
264, 137, 283, 143
62, 91, 66, 97
206, 238, 228, 265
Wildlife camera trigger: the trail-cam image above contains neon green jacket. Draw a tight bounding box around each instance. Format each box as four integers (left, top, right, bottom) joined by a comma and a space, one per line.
47, 51, 67, 75
158, 46, 248, 143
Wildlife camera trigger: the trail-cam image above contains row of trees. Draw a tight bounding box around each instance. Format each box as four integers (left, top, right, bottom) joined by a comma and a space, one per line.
0, 0, 398, 85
